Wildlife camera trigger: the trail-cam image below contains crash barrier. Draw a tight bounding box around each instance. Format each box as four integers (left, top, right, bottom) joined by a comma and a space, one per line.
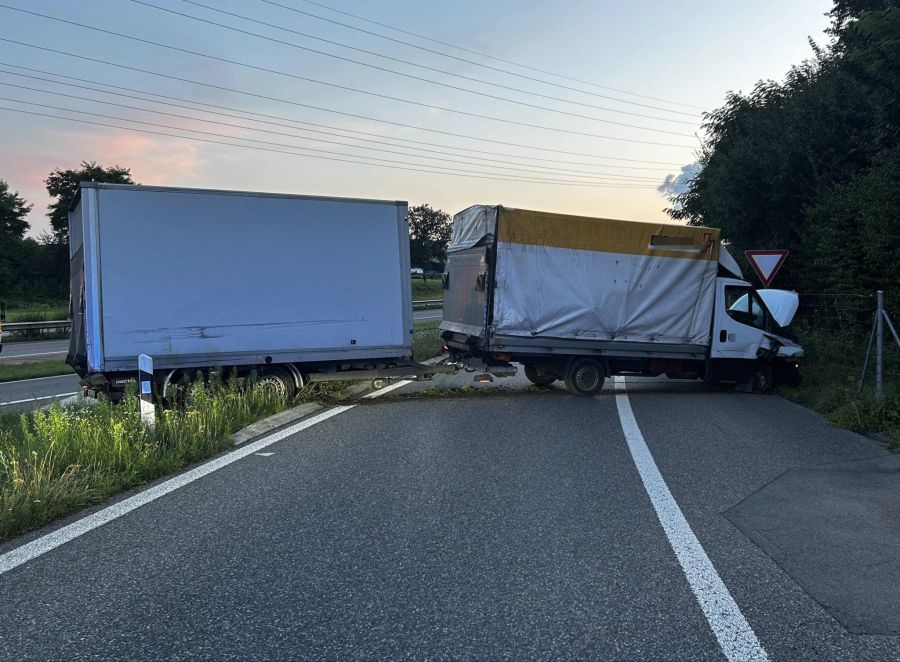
2, 320, 71, 338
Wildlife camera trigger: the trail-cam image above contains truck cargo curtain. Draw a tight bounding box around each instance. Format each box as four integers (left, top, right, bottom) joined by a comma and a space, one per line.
447, 205, 498, 252
491, 208, 720, 345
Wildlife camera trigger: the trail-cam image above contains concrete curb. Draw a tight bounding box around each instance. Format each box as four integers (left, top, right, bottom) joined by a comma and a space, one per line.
229, 356, 449, 446
231, 402, 322, 446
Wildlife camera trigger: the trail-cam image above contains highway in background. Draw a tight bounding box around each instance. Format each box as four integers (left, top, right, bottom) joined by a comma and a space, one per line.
0, 309, 443, 413
0, 375, 897, 659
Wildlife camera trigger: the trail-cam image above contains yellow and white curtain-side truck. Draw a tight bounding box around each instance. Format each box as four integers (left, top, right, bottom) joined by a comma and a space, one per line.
440, 205, 803, 395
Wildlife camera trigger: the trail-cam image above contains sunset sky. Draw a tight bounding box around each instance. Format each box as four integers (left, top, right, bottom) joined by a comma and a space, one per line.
0, 0, 832, 238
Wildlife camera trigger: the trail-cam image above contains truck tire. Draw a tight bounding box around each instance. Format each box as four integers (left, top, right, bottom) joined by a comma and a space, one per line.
255, 367, 297, 400
564, 358, 605, 396
751, 362, 775, 394
524, 364, 556, 387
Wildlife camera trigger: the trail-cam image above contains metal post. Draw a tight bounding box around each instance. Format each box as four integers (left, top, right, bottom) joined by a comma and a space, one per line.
876, 291, 884, 399
139, 353, 156, 428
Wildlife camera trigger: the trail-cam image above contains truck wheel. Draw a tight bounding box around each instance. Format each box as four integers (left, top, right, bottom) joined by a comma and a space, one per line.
564, 358, 605, 396
751, 362, 775, 394
255, 367, 297, 399
524, 365, 556, 387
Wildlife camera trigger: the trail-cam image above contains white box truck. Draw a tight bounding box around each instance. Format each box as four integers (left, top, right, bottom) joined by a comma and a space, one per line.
67, 183, 449, 399
441, 205, 803, 395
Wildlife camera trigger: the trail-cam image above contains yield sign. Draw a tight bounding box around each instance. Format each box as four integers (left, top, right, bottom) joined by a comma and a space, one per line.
745, 250, 788, 287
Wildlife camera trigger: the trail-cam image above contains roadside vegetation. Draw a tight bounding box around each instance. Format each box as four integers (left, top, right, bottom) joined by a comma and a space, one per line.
5, 301, 69, 323
778, 326, 900, 450
0, 360, 73, 384
411, 278, 442, 302
0, 375, 342, 541
413, 320, 442, 361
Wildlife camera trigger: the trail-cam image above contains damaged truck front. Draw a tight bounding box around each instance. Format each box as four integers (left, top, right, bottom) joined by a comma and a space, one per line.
440, 205, 802, 396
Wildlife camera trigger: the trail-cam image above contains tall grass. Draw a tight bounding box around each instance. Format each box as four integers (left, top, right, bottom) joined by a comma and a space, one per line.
0, 377, 337, 541
778, 325, 900, 450
6, 302, 70, 323
411, 278, 443, 302
413, 320, 442, 361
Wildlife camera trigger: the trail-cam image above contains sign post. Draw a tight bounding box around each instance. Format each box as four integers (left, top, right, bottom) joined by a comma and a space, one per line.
745, 250, 789, 288
138, 353, 155, 428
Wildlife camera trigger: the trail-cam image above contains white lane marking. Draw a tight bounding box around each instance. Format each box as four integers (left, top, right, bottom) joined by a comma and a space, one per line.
613, 377, 768, 662
363, 379, 412, 399
0, 405, 352, 576
0, 373, 77, 385
254, 452, 274, 457
0, 392, 78, 407
0, 350, 67, 359
0, 382, 408, 575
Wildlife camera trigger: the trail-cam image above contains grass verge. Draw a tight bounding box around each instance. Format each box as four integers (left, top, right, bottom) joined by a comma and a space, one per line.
777, 327, 900, 450
0, 377, 340, 541
411, 278, 443, 302
0, 360, 74, 383
413, 320, 442, 361
6, 302, 69, 323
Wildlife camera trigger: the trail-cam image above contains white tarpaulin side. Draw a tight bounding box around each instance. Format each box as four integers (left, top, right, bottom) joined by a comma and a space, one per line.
448, 205, 497, 252
493, 242, 718, 344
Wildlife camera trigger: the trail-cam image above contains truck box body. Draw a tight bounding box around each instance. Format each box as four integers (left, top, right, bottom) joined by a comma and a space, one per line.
68, 184, 412, 375
442, 205, 721, 358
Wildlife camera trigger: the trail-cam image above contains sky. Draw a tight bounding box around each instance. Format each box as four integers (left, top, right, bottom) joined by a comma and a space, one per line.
0, 0, 834, 238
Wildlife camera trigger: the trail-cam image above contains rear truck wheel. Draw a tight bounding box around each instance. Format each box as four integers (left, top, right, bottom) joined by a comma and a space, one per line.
751, 361, 775, 394
255, 366, 297, 399
524, 364, 557, 387
564, 358, 605, 396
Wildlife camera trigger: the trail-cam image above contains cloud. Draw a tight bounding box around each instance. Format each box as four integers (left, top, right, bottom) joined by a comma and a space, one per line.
657, 161, 701, 198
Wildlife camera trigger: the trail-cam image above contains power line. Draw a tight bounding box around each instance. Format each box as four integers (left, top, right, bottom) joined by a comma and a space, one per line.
0, 82, 663, 183
0, 4, 696, 148
260, 0, 705, 112
0, 63, 677, 172
0, 105, 653, 189
0, 43, 691, 165
154, 0, 698, 126
0, 97, 659, 185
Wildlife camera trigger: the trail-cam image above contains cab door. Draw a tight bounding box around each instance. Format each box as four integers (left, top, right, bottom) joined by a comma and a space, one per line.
710, 279, 769, 360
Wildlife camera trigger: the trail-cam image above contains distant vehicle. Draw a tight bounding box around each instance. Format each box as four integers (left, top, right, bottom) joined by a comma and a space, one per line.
410, 267, 424, 278
67, 183, 452, 400
441, 205, 803, 395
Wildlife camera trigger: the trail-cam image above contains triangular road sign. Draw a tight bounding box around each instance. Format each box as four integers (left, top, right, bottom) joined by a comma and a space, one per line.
745, 250, 788, 287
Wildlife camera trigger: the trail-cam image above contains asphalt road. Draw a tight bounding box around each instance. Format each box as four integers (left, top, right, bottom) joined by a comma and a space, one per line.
0, 373, 81, 414
0, 338, 69, 363
0, 373, 897, 660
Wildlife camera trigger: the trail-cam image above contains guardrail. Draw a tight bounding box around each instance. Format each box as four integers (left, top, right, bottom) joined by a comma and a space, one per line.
2, 320, 72, 336
412, 299, 442, 309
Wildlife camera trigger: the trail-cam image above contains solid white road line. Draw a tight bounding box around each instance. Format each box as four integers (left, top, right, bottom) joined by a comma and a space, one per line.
363, 379, 413, 399
0, 381, 413, 576
613, 376, 768, 662
0, 392, 78, 407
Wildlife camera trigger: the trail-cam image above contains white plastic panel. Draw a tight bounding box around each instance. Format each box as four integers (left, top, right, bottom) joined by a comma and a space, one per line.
95, 188, 409, 364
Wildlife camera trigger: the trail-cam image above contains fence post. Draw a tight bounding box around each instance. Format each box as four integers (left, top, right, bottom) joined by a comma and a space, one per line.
876, 290, 884, 399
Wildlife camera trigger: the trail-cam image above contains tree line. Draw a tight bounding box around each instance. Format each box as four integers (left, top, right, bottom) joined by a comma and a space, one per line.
667, 0, 899, 309
0, 162, 451, 306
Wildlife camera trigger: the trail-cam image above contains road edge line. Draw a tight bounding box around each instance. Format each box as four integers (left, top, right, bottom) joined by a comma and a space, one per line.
0, 404, 355, 577
613, 376, 768, 662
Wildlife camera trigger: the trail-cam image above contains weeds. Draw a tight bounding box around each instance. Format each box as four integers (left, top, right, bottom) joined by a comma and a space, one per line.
413, 320, 442, 361
778, 326, 900, 450
0, 376, 338, 541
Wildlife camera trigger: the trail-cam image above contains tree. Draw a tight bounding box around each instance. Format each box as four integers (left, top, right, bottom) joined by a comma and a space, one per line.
0, 179, 31, 240
407, 204, 452, 269
45, 161, 134, 244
